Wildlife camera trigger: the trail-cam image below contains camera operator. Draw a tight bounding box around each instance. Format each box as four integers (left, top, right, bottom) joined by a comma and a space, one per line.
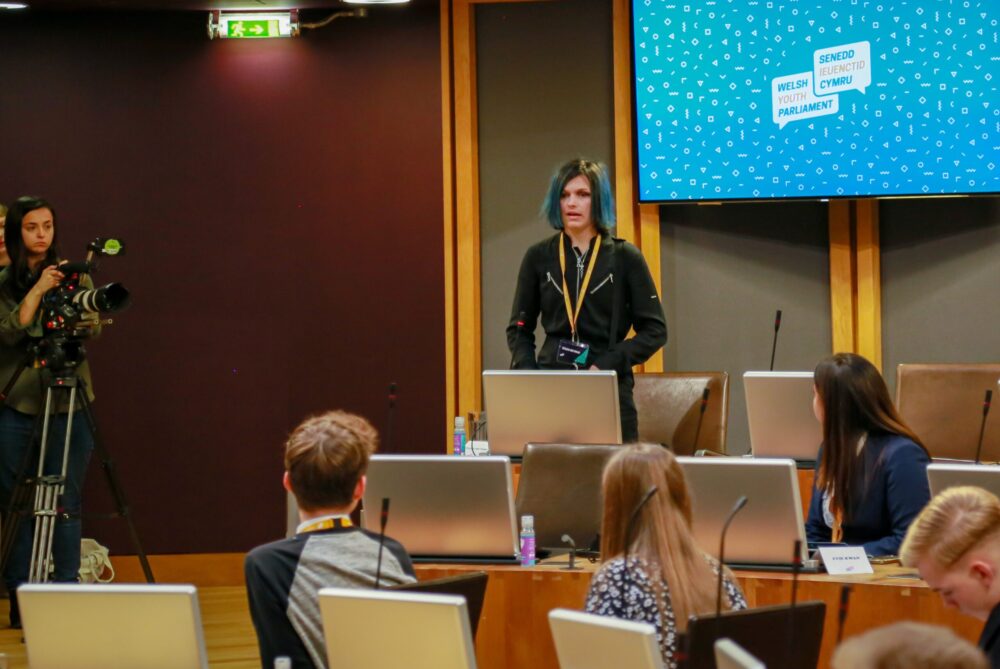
0, 196, 98, 628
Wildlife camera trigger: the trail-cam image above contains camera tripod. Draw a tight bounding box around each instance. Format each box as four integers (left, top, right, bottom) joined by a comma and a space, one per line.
0, 363, 154, 585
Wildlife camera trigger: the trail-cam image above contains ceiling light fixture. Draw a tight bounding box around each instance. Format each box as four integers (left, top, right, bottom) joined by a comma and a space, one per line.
0, 3, 29, 9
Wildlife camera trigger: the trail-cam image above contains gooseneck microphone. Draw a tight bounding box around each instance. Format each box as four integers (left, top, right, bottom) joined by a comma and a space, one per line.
769, 309, 782, 371
836, 584, 853, 643
715, 495, 749, 618
691, 387, 711, 453
974, 389, 993, 465
786, 539, 804, 668
623, 486, 659, 602
373, 498, 390, 589
561, 534, 579, 571
385, 382, 398, 454
510, 311, 527, 369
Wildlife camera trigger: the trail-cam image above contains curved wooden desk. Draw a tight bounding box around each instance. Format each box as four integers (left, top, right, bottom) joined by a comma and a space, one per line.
415, 561, 982, 669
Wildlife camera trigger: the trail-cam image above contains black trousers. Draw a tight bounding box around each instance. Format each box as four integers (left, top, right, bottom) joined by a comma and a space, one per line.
618, 373, 638, 443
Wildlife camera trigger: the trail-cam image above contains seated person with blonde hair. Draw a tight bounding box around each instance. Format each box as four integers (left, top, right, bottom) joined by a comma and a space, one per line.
900, 486, 1000, 668
585, 444, 747, 668
832, 621, 987, 669
245, 410, 416, 669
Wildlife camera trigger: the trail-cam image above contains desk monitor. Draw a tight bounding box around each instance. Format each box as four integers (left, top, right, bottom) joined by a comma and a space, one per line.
548, 608, 664, 669
363, 455, 519, 563
928, 463, 1000, 499
320, 589, 476, 669
682, 602, 825, 669
19, 583, 208, 669
678, 457, 809, 568
744, 371, 822, 462
483, 370, 621, 458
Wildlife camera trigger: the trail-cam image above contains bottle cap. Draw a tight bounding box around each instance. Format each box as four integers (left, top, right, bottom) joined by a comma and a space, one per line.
454, 416, 465, 429
521, 514, 534, 530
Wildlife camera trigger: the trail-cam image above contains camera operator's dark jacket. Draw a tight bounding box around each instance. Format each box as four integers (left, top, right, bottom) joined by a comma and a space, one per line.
506, 232, 667, 377
0, 267, 98, 414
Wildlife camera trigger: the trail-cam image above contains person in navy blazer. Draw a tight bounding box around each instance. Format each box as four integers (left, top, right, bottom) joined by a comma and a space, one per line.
805, 353, 931, 557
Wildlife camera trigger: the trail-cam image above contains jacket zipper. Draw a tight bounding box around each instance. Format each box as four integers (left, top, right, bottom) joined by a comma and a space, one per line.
590, 273, 614, 295
545, 272, 564, 295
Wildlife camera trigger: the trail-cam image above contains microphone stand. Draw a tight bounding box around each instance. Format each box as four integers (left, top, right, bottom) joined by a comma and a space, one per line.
836, 584, 853, 643
373, 498, 390, 589
623, 487, 659, 605
769, 309, 782, 371
509, 311, 526, 369
560, 534, 580, 571
974, 389, 993, 464
691, 386, 711, 453
715, 496, 749, 623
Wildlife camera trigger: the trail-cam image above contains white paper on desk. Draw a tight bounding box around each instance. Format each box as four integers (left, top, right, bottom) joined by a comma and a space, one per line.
819, 546, 873, 575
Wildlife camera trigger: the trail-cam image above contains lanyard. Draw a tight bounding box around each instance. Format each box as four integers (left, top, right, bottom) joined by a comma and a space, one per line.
298, 516, 352, 534
558, 233, 601, 340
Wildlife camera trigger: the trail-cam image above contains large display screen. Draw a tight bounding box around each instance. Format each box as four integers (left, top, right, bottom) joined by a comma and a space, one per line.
632, 0, 999, 202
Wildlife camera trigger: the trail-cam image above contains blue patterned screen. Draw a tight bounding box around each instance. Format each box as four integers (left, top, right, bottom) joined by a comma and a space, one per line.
632, 0, 999, 201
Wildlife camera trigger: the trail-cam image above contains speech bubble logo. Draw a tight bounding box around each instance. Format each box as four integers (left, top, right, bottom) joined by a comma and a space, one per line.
813, 41, 872, 95
772, 71, 840, 128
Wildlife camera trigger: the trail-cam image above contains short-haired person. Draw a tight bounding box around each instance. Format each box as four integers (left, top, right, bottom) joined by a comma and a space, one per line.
900, 486, 1000, 668
585, 444, 747, 667
805, 352, 931, 556
244, 410, 416, 669
0, 196, 99, 628
832, 621, 988, 669
507, 159, 667, 442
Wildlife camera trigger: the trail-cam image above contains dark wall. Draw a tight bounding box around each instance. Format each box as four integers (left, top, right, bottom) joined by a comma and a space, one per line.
0, 8, 443, 553
476, 0, 614, 371
882, 196, 1000, 392
660, 202, 832, 453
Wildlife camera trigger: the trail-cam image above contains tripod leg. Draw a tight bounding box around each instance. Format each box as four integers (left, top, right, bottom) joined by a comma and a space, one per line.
76, 390, 155, 583
28, 388, 59, 583
0, 410, 46, 576
31, 387, 78, 584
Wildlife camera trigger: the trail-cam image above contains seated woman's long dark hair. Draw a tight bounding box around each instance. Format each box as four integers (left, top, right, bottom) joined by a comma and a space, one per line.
3, 196, 61, 298
815, 353, 927, 522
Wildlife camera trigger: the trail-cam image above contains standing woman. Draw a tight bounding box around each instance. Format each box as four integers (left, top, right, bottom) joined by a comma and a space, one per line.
0, 196, 97, 627
806, 352, 931, 557
507, 159, 666, 442
585, 444, 746, 668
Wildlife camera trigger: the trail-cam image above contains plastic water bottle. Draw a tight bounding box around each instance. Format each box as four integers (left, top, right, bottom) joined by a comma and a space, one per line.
520, 515, 536, 566
453, 416, 467, 456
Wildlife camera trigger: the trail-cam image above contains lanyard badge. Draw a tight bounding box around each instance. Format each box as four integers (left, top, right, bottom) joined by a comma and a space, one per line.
558, 233, 601, 342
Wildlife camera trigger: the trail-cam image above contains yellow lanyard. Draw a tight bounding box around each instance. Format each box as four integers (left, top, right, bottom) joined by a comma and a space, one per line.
299, 516, 352, 534
558, 233, 601, 340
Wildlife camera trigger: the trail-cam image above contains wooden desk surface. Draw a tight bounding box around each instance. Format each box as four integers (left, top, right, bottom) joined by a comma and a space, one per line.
415, 561, 982, 669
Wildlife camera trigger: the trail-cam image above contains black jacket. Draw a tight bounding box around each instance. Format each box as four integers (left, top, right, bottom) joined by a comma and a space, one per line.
981, 601, 1000, 669
507, 232, 666, 377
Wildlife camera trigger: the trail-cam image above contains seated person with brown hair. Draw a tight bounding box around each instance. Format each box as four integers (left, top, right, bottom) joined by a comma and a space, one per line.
832, 621, 988, 669
901, 486, 1000, 669
245, 410, 416, 669
584, 443, 747, 668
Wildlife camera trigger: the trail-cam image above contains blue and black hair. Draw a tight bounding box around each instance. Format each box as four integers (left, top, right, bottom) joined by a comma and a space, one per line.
540, 159, 616, 234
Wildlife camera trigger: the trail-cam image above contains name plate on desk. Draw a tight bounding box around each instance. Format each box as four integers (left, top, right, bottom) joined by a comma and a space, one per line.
819, 546, 873, 575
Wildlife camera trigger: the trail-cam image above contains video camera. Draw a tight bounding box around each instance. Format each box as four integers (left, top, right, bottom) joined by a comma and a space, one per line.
32, 238, 131, 371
